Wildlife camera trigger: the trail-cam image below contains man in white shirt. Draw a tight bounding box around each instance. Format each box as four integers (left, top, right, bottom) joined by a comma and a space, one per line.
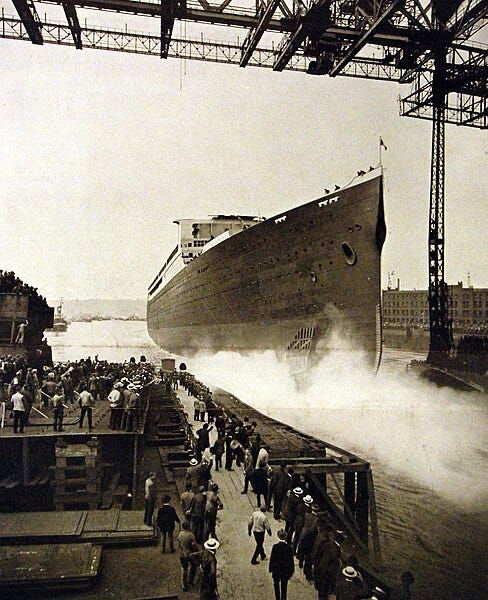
11, 386, 25, 434
248, 506, 272, 564
78, 382, 95, 431
108, 383, 123, 430
144, 472, 157, 526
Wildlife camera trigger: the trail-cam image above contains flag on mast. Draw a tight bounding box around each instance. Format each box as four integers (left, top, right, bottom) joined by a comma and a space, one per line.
380, 137, 387, 150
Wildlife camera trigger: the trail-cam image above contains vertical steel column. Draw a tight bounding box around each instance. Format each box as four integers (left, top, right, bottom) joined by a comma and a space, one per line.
427, 33, 452, 365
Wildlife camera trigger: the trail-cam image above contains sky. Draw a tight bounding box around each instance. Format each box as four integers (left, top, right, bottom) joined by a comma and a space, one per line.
1, 2, 487, 306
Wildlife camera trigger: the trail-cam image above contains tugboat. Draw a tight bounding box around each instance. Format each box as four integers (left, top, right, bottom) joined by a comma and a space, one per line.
50, 301, 68, 332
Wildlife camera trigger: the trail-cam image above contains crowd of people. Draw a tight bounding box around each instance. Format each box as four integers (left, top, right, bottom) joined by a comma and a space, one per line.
0, 270, 49, 306
144, 372, 415, 600
0, 355, 155, 433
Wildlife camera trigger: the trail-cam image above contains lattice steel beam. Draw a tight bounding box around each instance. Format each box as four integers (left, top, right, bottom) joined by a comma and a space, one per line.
0, 13, 404, 80
329, 0, 405, 77
63, 1, 82, 48
11, 0, 43, 44
240, 0, 280, 67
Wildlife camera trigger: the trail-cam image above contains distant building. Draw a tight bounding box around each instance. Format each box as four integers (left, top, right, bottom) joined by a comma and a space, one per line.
382, 282, 488, 333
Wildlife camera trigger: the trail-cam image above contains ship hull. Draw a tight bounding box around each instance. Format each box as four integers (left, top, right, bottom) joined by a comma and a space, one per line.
147, 174, 386, 369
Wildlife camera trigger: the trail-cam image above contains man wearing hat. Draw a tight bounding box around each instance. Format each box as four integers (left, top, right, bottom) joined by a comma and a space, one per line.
108, 382, 123, 430
293, 494, 313, 554
199, 538, 220, 600
285, 486, 303, 544
156, 494, 181, 553
269, 529, 295, 600
335, 565, 369, 600
186, 457, 202, 490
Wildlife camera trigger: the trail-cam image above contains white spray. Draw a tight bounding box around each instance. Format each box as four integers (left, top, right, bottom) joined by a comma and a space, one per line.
190, 331, 488, 509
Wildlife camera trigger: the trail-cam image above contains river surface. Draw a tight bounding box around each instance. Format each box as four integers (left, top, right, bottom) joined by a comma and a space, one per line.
46, 321, 488, 599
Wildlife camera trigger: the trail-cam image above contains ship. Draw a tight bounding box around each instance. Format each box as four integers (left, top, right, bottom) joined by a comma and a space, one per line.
48, 301, 68, 332
147, 169, 386, 370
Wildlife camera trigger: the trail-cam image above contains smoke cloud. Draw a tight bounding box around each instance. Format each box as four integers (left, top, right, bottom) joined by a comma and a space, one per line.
190, 331, 488, 509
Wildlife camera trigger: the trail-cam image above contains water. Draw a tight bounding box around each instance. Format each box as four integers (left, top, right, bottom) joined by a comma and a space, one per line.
46, 322, 488, 599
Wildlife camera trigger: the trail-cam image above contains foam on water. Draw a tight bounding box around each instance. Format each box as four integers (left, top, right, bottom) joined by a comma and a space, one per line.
189, 331, 488, 510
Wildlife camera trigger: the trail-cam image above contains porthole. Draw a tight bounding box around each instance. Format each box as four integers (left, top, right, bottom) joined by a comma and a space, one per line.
341, 242, 357, 266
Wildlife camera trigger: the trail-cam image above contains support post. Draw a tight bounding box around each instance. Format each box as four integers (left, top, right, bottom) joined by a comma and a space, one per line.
427, 31, 452, 365
22, 437, 30, 486
132, 433, 139, 509
344, 471, 356, 520
355, 471, 369, 546
366, 468, 382, 565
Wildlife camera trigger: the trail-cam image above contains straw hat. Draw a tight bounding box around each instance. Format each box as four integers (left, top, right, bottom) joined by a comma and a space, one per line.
204, 538, 220, 551
303, 495, 313, 505
342, 566, 358, 579
189, 458, 198, 466
292, 487, 303, 496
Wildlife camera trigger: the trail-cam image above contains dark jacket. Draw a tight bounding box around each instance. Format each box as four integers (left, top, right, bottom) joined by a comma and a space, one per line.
269, 541, 295, 580
251, 467, 268, 494
156, 504, 180, 532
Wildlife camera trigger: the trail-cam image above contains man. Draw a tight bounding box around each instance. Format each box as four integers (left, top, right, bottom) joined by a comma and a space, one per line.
51, 389, 65, 432
335, 565, 369, 600
41, 373, 57, 408
248, 506, 272, 565
269, 529, 295, 600
186, 458, 202, 490
177, 521, 199, 591
199, 538, 219, 600
78, 382, 95, 431
15, 321, 27, 345
124, 383, 139, 431
156, 494, 180, 553
390, 571, 415, 600
204, 483, 223, 541
241, 447, 254, 494
271, 463, 291, 520
143, 472, 157, 526
193, 397, 201, 421
108, 382, 123, 430
285, 487, 303, 543
180, 482, 195, 522
313, 523, 341, 600
189, 485, 207, 544
195, 423, 213, 462
11, 385, 25, 434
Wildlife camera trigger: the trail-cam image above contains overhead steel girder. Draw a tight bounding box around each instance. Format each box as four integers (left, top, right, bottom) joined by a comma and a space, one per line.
273, 0, 332, 71
63, 2, 82, 48
240, 0, 281, 67
160, 0, 177, 58
11, 0, 43, 44
451, 0, 488, 40
329, 0, 405, 77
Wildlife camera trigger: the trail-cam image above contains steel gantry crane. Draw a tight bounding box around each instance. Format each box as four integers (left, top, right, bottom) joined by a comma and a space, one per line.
1, 0, 487, 364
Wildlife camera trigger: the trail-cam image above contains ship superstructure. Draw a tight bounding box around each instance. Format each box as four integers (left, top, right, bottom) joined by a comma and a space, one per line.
147, 170, 386, 370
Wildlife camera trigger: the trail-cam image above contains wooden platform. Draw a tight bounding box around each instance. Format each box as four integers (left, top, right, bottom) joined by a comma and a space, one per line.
0, 393, 150, 439
0, 509, 156, 546
0, 542, 102, 594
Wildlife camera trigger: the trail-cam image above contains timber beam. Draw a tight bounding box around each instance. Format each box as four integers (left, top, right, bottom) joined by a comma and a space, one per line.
63, 2, 82, 49
11, 0, 43, 44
